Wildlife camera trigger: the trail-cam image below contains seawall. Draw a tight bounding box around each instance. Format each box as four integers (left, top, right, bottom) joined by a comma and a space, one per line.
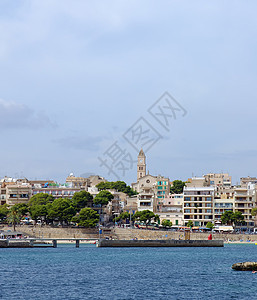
1, 226, 256, 242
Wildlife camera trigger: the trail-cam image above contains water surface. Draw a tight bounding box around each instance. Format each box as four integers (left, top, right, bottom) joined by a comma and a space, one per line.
0, 244, 256, 299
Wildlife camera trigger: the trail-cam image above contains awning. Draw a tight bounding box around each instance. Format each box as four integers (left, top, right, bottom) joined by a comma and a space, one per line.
214, 226, 233, 231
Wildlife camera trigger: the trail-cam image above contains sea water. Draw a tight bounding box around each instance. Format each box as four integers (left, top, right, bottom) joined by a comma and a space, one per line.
0, 244, 256, 300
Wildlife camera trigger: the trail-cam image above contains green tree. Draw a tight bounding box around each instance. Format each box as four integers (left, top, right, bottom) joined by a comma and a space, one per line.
48, 198, 76, 224
134, 210, 158, 226
170, 180, 186, 194
221, 211, 244, 228
72, 208, 99, 228
28, 193, 54, 206
186, 220, 194, 228
206, 222, 214, 230
30, 204, 49, 223
232, 211, 244, 226
0, 204, 9, 222
162, 219, 172, 227
251, 208, 257, 227
221, 211, 234, 225
94, 191, 114, 206
7, 206, 21, 231
12, 203, 28, 216
72, 191, 93, 212
96, 181, 137, 197
119, 212, 130, 222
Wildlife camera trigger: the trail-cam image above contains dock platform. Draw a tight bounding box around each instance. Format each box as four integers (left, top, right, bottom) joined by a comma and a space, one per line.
97, 239, 224, 247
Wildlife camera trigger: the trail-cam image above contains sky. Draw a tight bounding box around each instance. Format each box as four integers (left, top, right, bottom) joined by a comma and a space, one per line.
0, 0, 257, 185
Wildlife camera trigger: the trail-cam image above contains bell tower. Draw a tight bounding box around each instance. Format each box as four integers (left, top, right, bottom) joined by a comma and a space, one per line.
137, 149, 146, 181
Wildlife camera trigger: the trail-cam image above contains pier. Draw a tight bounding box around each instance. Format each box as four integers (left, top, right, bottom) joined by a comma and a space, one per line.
0, 238, 98, 248
97, 239, 224, 247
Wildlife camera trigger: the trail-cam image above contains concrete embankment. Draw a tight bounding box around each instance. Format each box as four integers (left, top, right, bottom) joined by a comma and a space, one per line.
0, 240, 32, 248
0, 225, 100, 239
98, 239, 224, 247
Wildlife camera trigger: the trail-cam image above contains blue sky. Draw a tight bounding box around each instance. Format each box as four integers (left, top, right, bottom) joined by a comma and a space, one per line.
0, 0, 257, 185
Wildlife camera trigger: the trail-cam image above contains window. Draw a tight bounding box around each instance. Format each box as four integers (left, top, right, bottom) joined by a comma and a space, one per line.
185, 197, 190, 201
206, 203, 212, 207
206, 209, 212, 213
185, 209, 190, 213
206, 197, 212, 201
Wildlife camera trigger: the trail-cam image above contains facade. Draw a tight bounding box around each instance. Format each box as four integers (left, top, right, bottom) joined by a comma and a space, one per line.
66, 173, 106, 189
205, 173, 232, 189
240, 177, 257, 187
6, 183, 32, 206
131, 149, 170, 213
186, 177, 209, 188
183, 187, 215, 226
213, 189, 234, 221
159, 194, 183, 226
234, 187, 255, 228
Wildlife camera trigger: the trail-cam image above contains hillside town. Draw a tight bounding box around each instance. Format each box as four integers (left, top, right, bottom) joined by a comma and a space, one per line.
1, 149, 257, 232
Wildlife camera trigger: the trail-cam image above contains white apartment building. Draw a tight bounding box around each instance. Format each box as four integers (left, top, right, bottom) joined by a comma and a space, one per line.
183, 187, 215, 226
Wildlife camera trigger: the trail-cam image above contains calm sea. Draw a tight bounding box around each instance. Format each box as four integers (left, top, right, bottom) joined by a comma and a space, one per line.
0, 244, 256, 300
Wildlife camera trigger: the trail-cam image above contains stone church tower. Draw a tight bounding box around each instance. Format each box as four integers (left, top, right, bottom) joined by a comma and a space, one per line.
137, 149, 146, 181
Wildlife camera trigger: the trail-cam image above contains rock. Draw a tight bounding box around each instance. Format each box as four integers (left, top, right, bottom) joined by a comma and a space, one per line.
232, 262, 257, 271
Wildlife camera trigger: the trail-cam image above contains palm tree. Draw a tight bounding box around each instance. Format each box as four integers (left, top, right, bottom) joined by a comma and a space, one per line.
7, 207, 21, 232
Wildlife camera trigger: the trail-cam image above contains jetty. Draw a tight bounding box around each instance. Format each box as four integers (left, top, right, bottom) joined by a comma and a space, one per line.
0, 238, 97, 248
97, 239, 224, 247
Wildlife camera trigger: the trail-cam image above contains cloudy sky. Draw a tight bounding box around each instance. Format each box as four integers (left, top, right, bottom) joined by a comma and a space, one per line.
0, 0, 257, 185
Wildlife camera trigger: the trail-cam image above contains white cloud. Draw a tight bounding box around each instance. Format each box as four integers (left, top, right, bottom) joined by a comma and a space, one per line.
0, 98, 56, 130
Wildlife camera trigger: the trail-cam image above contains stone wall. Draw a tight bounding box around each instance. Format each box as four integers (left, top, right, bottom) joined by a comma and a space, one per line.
0, 225, 100, 239
111, 228, 257, 242
1, 225, 256, 242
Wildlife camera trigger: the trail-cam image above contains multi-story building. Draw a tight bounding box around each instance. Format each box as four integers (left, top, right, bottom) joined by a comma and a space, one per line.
234, 187, 255, 228
213, 193, 234, 221
183, 187, 215, 226
240, 177, 257, 187
186, 177, 210, 188
205, 173, 232, 189
66, 173, 106, 189
159, 194, 183, 226
6, 183, 32, 206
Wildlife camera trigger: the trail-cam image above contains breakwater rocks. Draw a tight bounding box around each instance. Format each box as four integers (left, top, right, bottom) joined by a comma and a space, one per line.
98, 239, 224, 247
0, 239, 32, 248
232, 262, 257, 271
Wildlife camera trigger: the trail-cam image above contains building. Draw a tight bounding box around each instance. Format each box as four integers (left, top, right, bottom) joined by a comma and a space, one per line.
159, 194, 183, 226
240, 177, 257, 187
213, 188, 234, 221
205, 173, 232, 189
131, 149, 170, 213
137, 149, 146, 181
186, 177, 210, 188
234, 186, 255, 228
183, 187, 215, 226
6, 183, 32, 206
66, 173, 106, 189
